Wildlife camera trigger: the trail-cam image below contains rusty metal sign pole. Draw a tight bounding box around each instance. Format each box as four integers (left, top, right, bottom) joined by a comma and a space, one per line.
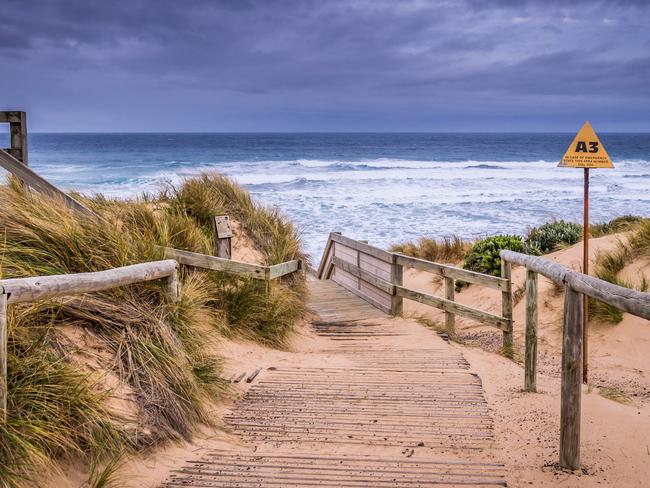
558, 121, 614, 385
582, 168, 589, 384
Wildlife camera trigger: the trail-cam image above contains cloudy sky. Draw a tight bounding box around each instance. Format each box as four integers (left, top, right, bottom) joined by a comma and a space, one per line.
0, 0, 648, 132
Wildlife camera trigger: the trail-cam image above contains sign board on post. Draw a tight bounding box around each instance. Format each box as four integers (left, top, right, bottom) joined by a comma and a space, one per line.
558, 122, 613, 169
213, 215, 233, 259
558, 121, 613, 384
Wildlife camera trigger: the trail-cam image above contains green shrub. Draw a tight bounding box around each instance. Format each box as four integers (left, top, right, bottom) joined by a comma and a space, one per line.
463, 235, 523, 277
524, 220, 582, 255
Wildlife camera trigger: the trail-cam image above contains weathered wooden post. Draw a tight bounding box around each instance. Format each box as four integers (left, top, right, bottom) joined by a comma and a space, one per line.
164, 266, 181, 303
501, 259, 513, 357
525, 270, 538, 392
444, 276, 455, 333
1, 111, 28, 165
212, 215, 233, 259
560, 284, 583, 470
390, 254, 403, 316
0, 291, 8, 422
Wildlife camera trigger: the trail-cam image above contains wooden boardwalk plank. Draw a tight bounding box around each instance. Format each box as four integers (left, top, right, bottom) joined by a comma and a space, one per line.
162, 278, 505, 487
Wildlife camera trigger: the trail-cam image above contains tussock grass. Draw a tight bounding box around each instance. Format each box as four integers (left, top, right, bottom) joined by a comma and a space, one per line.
589, 220, 650, 324
390, 235, 468, 263
590, 215, 646, 238
0, 173, 306, 486
166, 173, 306, 266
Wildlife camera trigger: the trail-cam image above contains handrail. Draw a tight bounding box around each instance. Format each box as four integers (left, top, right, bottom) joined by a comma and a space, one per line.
0, 260, 179, 304
0, 259, 181, 422
395, 254, 509, 291
501, 250, 650, 319
164, 247, 301, 281
500, 249, 650, 471
316, 232, 337, 279
0, 148, 96, 216
318, 233, 513, 343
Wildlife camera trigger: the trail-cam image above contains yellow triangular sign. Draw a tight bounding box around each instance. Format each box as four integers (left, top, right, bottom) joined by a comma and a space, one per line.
558, 121, 613, 168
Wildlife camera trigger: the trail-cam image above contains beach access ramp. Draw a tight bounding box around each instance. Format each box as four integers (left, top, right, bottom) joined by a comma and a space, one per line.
162, 237, 508, 487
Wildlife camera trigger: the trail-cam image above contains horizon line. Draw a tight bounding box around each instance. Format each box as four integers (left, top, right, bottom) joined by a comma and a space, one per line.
20, 130, 650, 135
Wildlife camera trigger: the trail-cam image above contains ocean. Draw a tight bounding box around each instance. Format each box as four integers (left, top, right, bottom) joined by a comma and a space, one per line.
2, 132, 650, 259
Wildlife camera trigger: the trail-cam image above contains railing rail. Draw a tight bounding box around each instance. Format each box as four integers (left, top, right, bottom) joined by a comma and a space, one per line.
318, 233, 513, 344
0, 248, 303, 423
0, 260, 180, 304
0, 259, 182, 422
500, 250, 650, 471
164, 247, 301, 281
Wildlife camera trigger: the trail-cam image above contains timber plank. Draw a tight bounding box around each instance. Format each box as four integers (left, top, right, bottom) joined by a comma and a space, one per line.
164, 278, 505, 487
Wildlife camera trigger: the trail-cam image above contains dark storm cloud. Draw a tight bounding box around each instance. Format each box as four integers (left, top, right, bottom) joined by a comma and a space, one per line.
0, 0, 648, 131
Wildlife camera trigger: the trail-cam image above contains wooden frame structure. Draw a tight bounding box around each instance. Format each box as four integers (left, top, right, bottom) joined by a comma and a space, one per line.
317, 233, 513, 344
0, 111, 28, 165
500, 250, 650, 470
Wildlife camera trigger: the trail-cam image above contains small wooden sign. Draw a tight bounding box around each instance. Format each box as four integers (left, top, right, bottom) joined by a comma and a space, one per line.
213, 215, 233, 259
214, 215, 233, 238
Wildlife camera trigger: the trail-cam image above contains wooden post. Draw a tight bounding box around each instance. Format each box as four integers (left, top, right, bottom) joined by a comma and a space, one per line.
525, 270, 538, 392
390, 254, 403, 316
11, 112, 28, 165
358, 240, 368, 291
560, 284, 583, 470
3, 111, 28, 165
164, 268, 181, 303
264, 267, 272, 296
501, 259, 513, 357
212, 215, 233, 259
444, 276, 455, 334
582, 168, 589, 384
0, 292, 8, 422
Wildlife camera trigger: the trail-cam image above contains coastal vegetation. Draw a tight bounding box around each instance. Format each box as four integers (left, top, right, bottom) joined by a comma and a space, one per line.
389, 235, 468, 263
0, 173, 306, 487
463, 235, 523, 277
392, 216, 650, 325
589, 218, 650, 323
523, 220, 582, 255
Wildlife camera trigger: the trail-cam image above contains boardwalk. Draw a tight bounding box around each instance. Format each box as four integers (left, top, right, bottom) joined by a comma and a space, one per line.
163, 278, 505, 487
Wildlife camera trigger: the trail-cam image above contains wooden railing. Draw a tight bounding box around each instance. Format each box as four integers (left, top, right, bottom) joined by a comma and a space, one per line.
0, 250, 302, 423
318, 233, 513, 348
0, 260, 181, 422
500, 250, 650, 470
164, 247, 301, 281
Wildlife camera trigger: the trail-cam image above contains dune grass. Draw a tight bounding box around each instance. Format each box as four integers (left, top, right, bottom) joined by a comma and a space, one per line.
590, 215, 646, 238
0, 173, 306, 487
589, 220, 650, 324
390, 235, 468, 263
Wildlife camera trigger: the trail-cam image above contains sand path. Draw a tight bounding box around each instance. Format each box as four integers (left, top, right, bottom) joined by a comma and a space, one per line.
161, 278, 506, 487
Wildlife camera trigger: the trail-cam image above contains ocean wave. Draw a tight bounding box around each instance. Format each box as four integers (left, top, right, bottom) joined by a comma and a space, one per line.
463, 164, 506, 170
245, 177, 329, 191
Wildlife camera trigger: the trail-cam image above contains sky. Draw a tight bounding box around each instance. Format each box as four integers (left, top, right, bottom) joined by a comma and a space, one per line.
0, 0, 648, 132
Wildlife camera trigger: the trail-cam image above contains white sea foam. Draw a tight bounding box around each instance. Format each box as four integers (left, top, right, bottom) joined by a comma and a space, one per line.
14, 157, 650, 259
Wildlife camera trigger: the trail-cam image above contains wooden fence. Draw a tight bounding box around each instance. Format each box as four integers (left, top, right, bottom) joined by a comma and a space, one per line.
500, 250, 650, 470
164, 247, 300, 281
0, 260, 181, 421
317, 233, 513, 347
0, 250, 301, 422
